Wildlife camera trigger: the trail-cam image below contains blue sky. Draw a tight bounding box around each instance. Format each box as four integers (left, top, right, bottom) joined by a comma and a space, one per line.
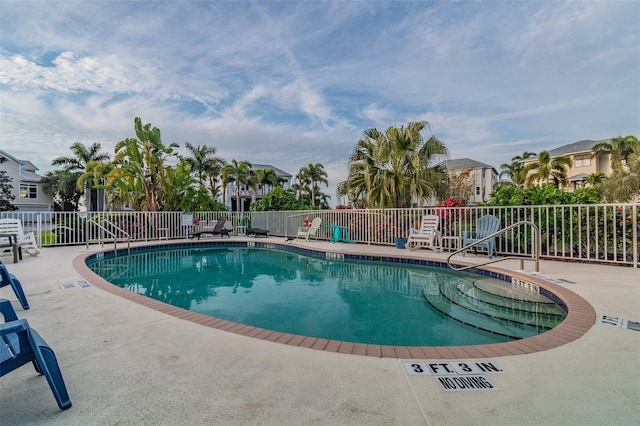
1, 0, 638, 205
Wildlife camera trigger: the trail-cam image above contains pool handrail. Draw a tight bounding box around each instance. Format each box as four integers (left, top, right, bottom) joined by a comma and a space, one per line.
447, 220, 540, 272
85, 219, 130, 255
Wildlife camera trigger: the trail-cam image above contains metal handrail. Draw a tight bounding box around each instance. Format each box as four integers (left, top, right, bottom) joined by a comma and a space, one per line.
86, 219, 130, 254
447, 220, 540, 272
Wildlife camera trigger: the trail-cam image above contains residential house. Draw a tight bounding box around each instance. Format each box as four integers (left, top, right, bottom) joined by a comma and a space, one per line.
225, 164, 292, 212
521, 139, 613, 190
0, 149, 53, 212
440, 158, 498, 205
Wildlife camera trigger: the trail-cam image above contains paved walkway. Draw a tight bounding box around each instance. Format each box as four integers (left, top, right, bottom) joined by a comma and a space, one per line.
1, 239, 638, 425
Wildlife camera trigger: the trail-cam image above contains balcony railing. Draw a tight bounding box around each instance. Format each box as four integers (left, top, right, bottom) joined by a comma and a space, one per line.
2, 203, 638, 268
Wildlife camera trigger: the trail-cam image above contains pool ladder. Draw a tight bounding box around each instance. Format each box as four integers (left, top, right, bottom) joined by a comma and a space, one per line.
447, 221, 540, 273
86, 218, 131, 255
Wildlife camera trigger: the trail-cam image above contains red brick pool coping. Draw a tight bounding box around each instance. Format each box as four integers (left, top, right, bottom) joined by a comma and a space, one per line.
72, 241, 597, 359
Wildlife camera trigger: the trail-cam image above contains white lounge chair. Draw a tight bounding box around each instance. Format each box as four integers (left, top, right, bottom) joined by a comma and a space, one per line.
0, 218, 40, 256
297, 217, 322, 241
406, 215, 441, 251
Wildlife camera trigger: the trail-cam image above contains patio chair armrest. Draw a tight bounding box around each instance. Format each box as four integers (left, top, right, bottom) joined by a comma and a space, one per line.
0, 299, 19, 322
0, 318, 29, 335
462, 230, 475, 239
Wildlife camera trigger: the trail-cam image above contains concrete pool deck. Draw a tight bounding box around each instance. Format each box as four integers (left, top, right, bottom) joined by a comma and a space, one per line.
1, 238, 638, 425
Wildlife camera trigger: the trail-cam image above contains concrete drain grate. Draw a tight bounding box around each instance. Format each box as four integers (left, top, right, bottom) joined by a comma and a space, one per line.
60, 279, 92, 289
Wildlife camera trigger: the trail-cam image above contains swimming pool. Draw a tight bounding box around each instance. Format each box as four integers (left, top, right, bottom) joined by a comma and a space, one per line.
85, 243, 567, 347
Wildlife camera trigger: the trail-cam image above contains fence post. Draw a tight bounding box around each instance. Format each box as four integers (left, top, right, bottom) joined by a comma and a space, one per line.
634, 204, 638, 269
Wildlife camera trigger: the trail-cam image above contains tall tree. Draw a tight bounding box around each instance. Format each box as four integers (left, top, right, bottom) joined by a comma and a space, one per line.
447, 170, 474, 203
593, 135, 640, 172
600, 140, 640, 202
300, 163, 328, 208
500, 151, 536, 185
109, 117, 179, 211
51, 142, 111, 211
0, 170, 17, 211
524, 150, 572, 188
221, 159, 252, 212
292, 170, 311, 201
183, 142, 224, 197
337, 121, 448, 208
42, 170, 83, 211
254, 168, 283, 198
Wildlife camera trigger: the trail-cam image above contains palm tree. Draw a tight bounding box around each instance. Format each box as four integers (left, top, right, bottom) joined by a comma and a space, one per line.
499, 151, 536, 185
300, 163, 328, 208
524, 150, 572, 188
337, 121, 448, 208
221, 159, 252, 212
78, 160, 115, 211
292, 170, 311, 202
51, 142, 111, 211
337, 134, 377, 206
254, 168, 283, 198
586, 172, 606, 187
41, 169, 83, 211
593, 135, 640, 172
183, 143, 224, 195
600, 140, 640, 202
110, 117, 179, 211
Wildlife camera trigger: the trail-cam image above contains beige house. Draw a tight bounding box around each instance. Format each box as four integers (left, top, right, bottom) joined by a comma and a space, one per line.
0, 149, 53, 211
521, 139, 613, 190
440, 158, 498, 205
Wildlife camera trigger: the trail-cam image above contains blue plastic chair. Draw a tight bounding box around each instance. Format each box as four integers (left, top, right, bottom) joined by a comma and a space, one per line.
0, 299, 72, 410
0, 261, 29, 310
462, 215, 501, 258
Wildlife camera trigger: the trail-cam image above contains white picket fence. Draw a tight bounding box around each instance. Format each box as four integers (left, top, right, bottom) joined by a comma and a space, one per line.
2, 203, 638, 267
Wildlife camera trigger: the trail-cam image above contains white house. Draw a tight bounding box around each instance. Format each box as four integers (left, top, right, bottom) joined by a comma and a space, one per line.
440, 158, 498, 205
225, 164, 292, 211
0, 149, 53, 211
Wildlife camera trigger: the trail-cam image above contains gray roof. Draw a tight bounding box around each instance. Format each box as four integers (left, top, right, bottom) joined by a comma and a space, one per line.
439, 158, 497, 174
0, 149, 45, 182
250, 164, 292, 179
0, 149, 19, 163
530, 139, 610, 159
19, 160, 39, 172
21, 169, 44, 182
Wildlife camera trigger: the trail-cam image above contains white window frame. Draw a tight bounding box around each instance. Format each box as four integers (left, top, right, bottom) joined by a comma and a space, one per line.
574, 154, 591, 167
20, 183, 38, 199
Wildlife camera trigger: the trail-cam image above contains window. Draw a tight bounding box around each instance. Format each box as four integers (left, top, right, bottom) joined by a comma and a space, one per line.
574, 154, 591, 167
20, 184, 38, 199
475, 186, 480, 195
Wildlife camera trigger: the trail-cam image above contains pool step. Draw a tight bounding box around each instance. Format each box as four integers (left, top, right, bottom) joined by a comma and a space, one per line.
474, 278, 553, 303
457, 279, 565, 317
442, 281, 565, 329
421, 278, 565, 339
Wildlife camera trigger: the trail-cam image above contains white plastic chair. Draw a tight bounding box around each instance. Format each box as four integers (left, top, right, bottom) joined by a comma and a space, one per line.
296, 217, 322, 241
0, 219, 40, 256
406, 215, 441, 251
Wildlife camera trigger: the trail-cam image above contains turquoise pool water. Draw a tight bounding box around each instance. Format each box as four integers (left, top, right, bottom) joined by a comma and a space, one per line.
86, 245, 565, 346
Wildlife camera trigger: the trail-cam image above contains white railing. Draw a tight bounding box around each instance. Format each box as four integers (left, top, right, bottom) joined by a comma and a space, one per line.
2, 203, 638, 267
86, 218, 131, 254
447, 221, 541, 272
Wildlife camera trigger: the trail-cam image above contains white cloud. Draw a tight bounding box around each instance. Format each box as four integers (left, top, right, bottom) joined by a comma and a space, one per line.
1, 0, 638, 207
